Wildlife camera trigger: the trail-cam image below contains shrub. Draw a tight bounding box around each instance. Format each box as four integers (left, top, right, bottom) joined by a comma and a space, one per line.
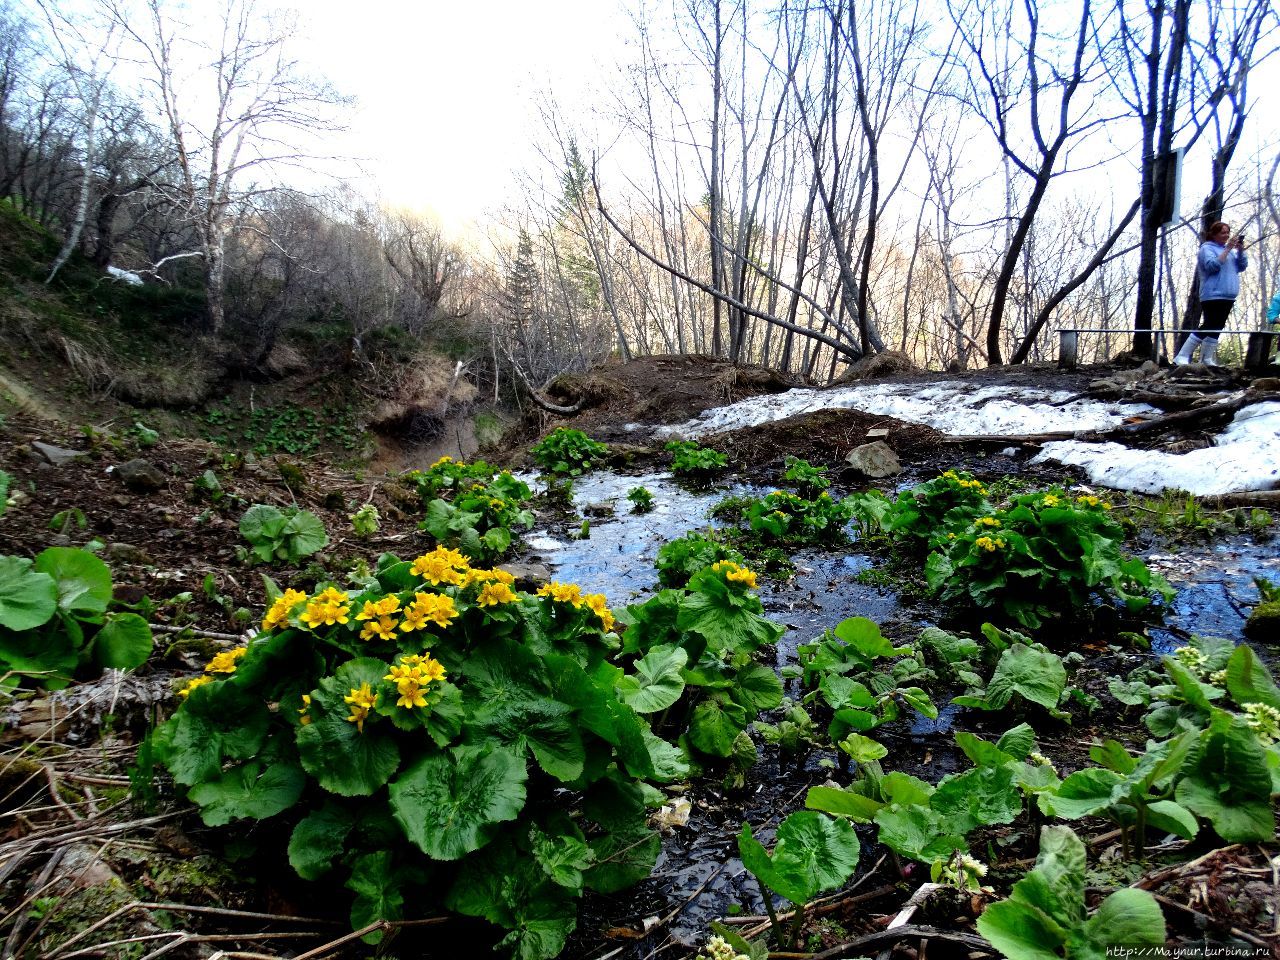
743, 490, 856, 546
151, 548, 680, 958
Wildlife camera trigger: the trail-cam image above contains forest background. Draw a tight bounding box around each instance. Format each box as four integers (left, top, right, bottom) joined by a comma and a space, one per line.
2, 0, 1280, 420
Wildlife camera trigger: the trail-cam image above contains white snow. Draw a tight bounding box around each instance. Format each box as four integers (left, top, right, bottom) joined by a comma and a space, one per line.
641, 377, 1279, 496
106, 265, 143, 286
653, 381, 1156, 439
1033, 402, 1280, 495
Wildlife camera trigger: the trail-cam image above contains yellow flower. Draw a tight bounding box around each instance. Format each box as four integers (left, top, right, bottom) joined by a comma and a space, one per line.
584, 593, 616, 631
206, 647, 247, 674
431, 455, 455, 468
465, 567, 516, 587
538, 582, 584, 605
300, 596, 351, 628
1042, 494, 1061, 508
975, 516, 1002, 528
476, 581, 519, 607
712, 560, 758, 589
360, 615, 399, 642
1076, 494, 1110, 509
398, 593, 458, 632
298, 694, 312, 725
178, 675, 213, 698
356, 595, 402, 622
344, 682, 377, 732
262, 588, 308, 631
383, 653, 446, 710
410, 547, 470, 586
399, 605, 429, 633
317, 587, 349, 605
975, 536, 1006, 553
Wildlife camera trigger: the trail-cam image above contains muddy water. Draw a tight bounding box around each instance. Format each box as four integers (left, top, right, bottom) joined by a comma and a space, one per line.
528, 472, 1278, 953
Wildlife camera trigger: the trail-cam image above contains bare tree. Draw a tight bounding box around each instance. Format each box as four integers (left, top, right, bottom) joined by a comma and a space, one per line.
110, 0, 345, 333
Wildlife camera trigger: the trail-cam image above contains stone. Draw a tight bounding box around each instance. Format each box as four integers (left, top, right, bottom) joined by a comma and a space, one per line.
106, 542, 149, 565
114, 458, 166, 493
31, 441, 88, 466
844, 440, 902, 478
1244, 601, 1280, 644
866, 428, 890, 440
584, 500, 616, 517
1139, 360, 1160, 376
500, 561, 552, 587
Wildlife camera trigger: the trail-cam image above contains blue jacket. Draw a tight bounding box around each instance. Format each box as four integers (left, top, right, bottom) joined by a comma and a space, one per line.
1268, 290, 1280, 324
1198, 241, 1248, 301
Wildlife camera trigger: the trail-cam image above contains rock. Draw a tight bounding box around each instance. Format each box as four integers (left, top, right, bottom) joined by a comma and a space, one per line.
844, 440, 901, 478
114, 458, 166, 492
1245, 601, 1280, 643
106, 542, 149, 565
1139, 360, 1160, 376
866, 428, 890, 440
500, 561, 552, 586
32, 441, 88, 466
584, 500, 616, 517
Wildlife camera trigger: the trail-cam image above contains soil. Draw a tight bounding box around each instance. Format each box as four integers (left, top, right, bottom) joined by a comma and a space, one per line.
1, 353, 1277, 960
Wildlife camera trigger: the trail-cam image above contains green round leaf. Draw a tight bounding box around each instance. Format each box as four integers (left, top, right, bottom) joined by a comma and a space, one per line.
738, 811, 860, 906
0, 556, 58, 631
616, 644, 687, 714
93, 613, 153, 670
188, 759, 305, 826
34, 547, 112, 615
390, 746, 528, 860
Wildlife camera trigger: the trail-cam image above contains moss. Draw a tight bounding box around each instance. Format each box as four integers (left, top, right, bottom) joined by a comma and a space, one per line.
31, 873, 142, 959
1244, 600, 1280, 643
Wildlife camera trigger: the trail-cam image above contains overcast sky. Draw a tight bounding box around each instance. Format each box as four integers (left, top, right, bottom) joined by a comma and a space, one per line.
297, 0, 635, 233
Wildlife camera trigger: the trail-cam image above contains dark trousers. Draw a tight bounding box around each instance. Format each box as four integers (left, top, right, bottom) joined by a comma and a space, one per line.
1198, 299, 1234, 340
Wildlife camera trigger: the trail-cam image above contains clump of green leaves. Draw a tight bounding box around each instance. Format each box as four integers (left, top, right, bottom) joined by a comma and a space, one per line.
978, 826, 1165, 960
418, 469, 534, 565
531, 428, 608, 476
349, 503, 380, 538
781, 456, 829, 497
655, 531, 746, 587
151, 550, 677, 959
404, 456, 500, 505
239, 505, 329, 564
0, 547, 153, 688
665, 440, 728, 483
742, 490, 856, 547
202, 402, 363, 455
627, 486, 655, 513
193, 469, 225, 503
129, 422, 159, 448
617, 560, 785, 761
923, 488, 1172, 628
0, 470, 12, 517
793, 616, 936, 741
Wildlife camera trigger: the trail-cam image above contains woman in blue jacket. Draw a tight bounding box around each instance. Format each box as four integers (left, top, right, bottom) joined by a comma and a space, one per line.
1174, 221, 1248, 366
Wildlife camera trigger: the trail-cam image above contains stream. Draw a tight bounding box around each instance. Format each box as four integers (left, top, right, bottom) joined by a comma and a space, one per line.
523, 469, 1279, 950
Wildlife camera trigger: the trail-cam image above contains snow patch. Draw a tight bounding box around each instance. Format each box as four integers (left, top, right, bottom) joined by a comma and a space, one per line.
106, 265, 143, 286
1033, 402, 1280, 495
653, 381, 1155, 438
